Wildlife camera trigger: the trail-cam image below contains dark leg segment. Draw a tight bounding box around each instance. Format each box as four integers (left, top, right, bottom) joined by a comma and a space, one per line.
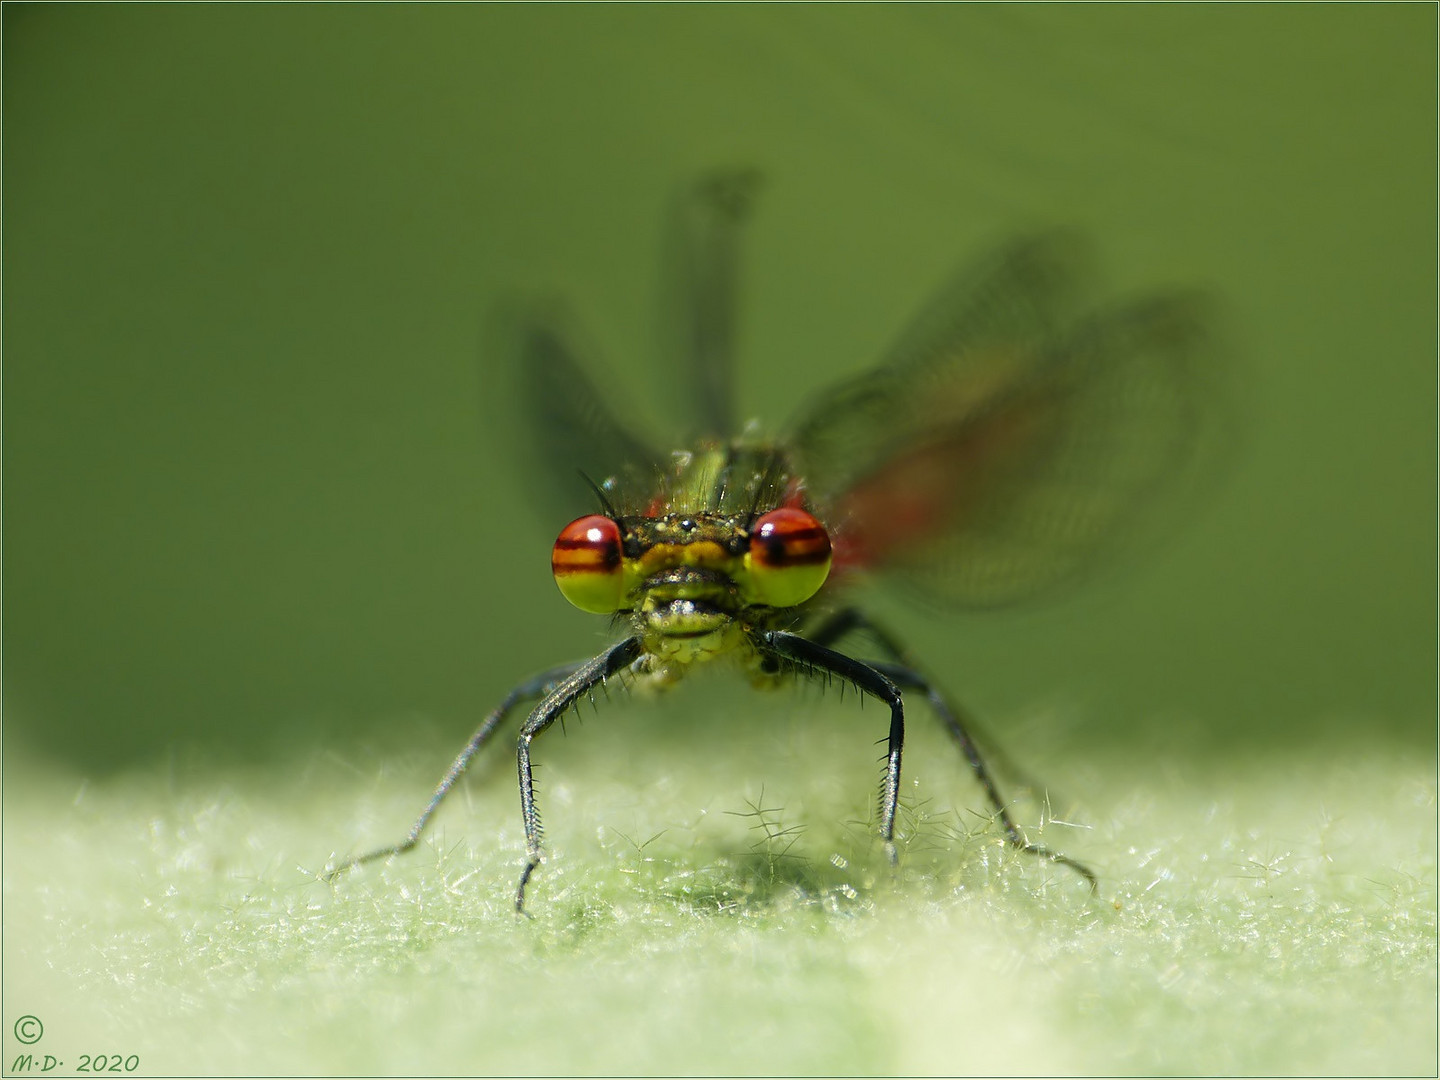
805, 607, 1097, 890
515, 637, 645, 911
325, 661, 591, 880
760, 630, 905, 865
872, 660, 1097, 889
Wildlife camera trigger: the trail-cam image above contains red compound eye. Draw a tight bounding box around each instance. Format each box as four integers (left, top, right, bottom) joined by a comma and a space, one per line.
551, 515, 625, 614
746, 507, 833, 607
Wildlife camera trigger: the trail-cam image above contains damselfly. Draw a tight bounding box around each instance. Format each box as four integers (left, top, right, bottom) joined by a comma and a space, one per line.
328, 172, 1219, 911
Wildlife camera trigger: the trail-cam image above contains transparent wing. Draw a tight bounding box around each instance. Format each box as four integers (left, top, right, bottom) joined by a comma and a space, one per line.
657, 168, 763, 442
789, 234, 1228, 608
513, 308, 664, 521
509, 171, 761, 525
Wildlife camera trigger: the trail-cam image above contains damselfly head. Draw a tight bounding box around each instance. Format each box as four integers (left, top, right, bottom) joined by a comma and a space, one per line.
550, 505, 833, 620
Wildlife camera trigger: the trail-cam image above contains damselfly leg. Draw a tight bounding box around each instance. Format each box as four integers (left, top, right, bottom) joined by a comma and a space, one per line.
803, 607, 1099, 889
324, 661, 592, 881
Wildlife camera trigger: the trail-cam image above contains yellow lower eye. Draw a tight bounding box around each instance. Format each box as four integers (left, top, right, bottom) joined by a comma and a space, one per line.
552, 515, 625, 613
745, 507, 832, 608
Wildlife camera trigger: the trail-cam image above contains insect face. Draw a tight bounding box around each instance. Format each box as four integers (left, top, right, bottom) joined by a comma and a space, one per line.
551, 505, 833, 640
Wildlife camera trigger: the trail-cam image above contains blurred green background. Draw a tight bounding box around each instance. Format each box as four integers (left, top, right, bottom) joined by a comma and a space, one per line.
4, 7, 1435, 1077
6, 4, 1434, 770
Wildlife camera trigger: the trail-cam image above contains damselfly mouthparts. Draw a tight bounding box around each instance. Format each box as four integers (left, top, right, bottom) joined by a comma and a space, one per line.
328, 172, 1219, 911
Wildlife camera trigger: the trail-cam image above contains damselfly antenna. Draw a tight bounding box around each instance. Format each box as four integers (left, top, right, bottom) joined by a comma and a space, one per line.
578, 470, 621, 520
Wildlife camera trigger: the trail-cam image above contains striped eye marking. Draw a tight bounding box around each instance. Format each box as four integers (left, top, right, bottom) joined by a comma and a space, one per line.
552, 514, 625, 614
745, 507, 833, 608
